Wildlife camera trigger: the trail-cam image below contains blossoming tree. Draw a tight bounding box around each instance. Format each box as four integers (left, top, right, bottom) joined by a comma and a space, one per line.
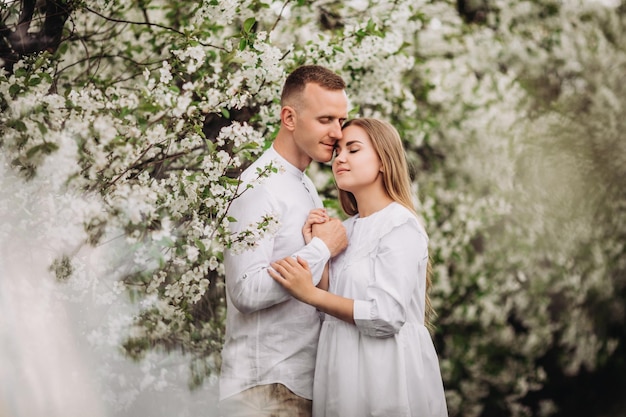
1, 0, 625, 416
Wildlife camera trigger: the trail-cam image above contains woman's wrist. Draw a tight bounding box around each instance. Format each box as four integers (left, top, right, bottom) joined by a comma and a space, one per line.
305, 286, 325, 308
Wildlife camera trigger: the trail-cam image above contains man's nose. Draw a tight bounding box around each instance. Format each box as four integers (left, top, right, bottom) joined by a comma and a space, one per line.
330, 120, 343, 139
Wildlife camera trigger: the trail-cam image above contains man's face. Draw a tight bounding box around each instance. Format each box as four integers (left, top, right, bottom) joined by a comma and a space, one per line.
292, 83, 349, 165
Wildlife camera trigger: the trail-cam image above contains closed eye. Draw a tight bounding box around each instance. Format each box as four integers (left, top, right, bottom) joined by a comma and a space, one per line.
333, 147, 359, 157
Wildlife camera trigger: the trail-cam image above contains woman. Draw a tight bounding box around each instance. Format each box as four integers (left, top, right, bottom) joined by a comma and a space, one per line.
268, 118, 448, 417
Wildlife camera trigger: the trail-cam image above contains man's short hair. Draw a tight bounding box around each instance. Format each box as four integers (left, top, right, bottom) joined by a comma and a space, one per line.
280, 65, 346, 106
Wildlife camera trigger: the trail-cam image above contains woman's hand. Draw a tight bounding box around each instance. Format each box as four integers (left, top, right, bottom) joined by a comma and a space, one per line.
270, 256, 355, 324
303, 208, 329, 244
269, 256, 315, 304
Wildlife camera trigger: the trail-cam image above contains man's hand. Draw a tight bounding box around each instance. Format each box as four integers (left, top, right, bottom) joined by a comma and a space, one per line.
312, 218, 347, 257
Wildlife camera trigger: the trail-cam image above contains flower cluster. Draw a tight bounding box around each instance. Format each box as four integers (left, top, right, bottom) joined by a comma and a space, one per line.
1, 0, 624, 415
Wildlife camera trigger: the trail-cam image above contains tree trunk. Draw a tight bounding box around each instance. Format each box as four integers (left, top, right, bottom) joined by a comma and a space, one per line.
0, 0, 72, 72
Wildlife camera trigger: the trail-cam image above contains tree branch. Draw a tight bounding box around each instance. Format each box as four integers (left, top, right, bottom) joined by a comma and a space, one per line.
82, 5, 227, 51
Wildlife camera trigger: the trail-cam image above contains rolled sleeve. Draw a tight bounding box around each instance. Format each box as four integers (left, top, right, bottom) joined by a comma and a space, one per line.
225, 239, 291, 315
354, 299, 404, 338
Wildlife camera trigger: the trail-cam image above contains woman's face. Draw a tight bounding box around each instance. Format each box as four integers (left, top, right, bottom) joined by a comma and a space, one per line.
332, 124, 382, 194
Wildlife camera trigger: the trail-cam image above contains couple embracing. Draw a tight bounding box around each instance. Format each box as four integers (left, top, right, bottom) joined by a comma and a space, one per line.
218, 65, 448, 417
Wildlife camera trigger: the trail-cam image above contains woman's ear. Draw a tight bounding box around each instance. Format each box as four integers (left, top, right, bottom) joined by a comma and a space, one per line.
281, 106, 297, 131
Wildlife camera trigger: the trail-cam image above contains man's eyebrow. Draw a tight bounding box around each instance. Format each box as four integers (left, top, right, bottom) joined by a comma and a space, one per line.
320, 113, 348, 118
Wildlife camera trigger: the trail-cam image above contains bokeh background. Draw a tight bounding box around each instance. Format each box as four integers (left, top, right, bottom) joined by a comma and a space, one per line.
1, 1, 625, 416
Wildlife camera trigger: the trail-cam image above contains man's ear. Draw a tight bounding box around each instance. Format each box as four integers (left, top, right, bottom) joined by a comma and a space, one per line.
281, 106, 297, 131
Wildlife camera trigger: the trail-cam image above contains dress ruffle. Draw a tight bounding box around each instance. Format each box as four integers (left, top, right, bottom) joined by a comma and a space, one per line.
343, 202, 428, 262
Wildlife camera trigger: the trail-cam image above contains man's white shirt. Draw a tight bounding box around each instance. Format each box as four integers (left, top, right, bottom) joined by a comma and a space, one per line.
220, 146, 331, 401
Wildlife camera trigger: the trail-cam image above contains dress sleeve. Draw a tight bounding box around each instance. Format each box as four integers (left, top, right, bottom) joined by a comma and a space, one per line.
224, 185, 330, 314
353, 219, 427, 337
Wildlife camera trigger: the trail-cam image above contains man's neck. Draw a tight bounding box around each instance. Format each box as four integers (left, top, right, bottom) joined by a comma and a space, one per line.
273, 131, 311, 171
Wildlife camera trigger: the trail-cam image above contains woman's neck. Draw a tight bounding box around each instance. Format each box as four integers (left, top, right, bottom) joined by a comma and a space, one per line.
353, 187, 393, 218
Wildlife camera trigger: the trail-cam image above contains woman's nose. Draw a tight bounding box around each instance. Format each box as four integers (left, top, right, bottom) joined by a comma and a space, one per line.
334, 149, 346, 163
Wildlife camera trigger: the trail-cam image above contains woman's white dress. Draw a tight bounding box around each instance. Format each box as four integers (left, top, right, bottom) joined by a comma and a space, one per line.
313, 202, 448, 417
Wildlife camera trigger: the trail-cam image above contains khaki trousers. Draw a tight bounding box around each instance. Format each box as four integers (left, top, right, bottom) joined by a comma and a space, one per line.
219, 383, 312, 417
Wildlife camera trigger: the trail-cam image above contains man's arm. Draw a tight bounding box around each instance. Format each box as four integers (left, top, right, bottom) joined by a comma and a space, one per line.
224, 188, 335, 314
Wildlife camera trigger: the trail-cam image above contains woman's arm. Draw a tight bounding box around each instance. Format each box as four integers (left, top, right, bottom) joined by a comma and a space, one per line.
269, 256, 354, 324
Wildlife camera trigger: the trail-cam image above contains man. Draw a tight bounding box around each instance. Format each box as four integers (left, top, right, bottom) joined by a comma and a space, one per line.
219, 65, 349, 416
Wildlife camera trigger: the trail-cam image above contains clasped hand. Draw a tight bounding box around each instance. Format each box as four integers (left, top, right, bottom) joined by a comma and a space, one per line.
303, 208, 347, 257
270, 209, 345, 301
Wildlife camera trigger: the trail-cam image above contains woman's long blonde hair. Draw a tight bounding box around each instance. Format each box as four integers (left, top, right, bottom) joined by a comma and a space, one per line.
337, 118, 436, 329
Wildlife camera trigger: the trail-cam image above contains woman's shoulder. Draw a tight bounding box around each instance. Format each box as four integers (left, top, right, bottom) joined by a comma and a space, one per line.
378, 202, 426, 235
376, 204, 429, 257
349, 202, 427, 247
342, 202, 428, 235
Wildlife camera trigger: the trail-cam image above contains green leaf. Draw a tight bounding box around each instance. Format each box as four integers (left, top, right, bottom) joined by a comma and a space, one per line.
9, 84, 21, 96
195, 239, 207, 252
243, 17, 256, 33
28, 76, 42, 86
220, 176, 240, 186
57, 42, 69, 55
8, 119, 27, 132
26, 142, 59, 159
36, 121, 48, 135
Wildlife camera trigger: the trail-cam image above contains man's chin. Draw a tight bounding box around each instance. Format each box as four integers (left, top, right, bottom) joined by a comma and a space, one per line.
313, 152, 333, 164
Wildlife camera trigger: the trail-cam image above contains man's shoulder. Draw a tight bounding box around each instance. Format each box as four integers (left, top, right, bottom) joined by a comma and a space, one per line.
230, 155, 288, 209
239, 150, 280, 180
240, 158, 298, 194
